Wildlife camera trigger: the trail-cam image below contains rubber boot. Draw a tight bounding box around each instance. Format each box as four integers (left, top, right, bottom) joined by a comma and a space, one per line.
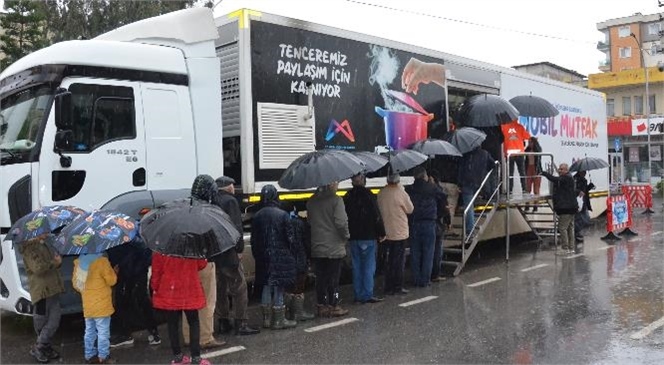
271, 306, 297, 330
283, 293, 295, 320
261, 305, 272, 329
293, 294, 315, 321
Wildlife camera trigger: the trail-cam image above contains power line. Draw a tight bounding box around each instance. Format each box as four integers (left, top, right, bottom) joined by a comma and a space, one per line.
344, 0, 597, 45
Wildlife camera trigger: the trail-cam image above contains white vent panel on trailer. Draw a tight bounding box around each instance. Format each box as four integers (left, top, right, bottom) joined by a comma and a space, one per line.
257, 102, 315, 169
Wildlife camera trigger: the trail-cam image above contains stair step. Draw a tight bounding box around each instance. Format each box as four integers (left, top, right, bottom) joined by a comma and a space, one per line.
443, 248, 463, 254
441, 260, 461, 267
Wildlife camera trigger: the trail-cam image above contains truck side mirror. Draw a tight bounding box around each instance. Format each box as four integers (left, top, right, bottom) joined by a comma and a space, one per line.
54, 89, 73, 130
54, 130, 73, 167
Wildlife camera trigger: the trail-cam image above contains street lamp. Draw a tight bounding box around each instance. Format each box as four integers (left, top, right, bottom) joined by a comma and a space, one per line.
630, 33, 652, 184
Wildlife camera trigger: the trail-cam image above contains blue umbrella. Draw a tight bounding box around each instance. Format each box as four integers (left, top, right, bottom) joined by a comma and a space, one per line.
53, 210, 138, 255
4, 205, 87, 244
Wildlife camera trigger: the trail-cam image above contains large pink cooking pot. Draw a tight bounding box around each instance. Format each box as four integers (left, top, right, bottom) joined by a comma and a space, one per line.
375, 106, 434, 150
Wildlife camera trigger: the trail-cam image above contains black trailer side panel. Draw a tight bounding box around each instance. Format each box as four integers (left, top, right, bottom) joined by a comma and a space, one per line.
250, 21, 448, 183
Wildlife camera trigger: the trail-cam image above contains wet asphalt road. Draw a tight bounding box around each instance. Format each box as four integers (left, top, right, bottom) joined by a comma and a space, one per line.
2, 201, 664, 364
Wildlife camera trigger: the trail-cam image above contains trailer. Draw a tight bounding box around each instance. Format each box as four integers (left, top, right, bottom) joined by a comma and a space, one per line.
0, 8, 607, 315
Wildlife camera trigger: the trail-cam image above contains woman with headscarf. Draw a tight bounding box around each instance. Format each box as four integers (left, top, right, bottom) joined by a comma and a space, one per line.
251, 185, 298, 330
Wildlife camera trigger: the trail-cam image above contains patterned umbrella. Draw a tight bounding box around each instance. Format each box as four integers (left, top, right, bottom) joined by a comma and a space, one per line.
4, 205, 87, 244
140, 198, 240, 259
53, 210, 138, 255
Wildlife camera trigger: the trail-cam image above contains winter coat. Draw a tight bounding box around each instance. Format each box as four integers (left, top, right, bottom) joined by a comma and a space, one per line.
18, 237, 65, 304
150, 252, 206, 310
107, 236, 151, 282
212, 191, 244, 268
251, 202, 297, 288
343, 185, 386, 241
290, 214, 311, 274
306, 189, 349, 259
574, 174, 595, 211
458, 148, 496, 195
406, 178, 447, 222
524, 143, 543, 173
542, 171, 578, 214
377, 184, 414, 241
73, 256, 117, 318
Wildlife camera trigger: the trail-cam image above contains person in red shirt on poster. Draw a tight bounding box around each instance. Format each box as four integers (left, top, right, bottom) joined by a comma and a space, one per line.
501, 120, 531, 195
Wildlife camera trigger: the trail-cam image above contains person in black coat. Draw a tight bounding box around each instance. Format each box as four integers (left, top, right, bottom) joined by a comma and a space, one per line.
542, 163, 579, 254
251, 184, 298, 330
108, 234, 161, 347
344, 173, 386, 304
574, 170, 595, 242
212, 176, 260, 336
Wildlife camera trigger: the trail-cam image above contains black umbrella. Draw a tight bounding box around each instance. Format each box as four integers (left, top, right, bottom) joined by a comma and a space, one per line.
386, 149, 428, 174
279, 149, 365, 189
569, 157, 609, 173
140, 199, 240, 259
456, 94, 520, 127
509, 95, 559, 118
409, 138, 462, 157
351, 151, 389, 173
442, 127, 487, 154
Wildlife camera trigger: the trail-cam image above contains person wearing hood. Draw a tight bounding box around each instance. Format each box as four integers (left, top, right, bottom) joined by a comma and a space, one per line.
344, 173, 386, 304
181, 175, 226, 350
307, 182, 351, 317
72, 252, 118, 364
251, 185, 298, 329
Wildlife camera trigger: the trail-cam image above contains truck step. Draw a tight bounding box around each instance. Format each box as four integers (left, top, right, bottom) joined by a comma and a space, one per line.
441, 260, 461, 267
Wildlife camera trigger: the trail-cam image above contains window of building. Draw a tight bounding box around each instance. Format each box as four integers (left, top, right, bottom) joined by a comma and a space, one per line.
607, 98, 615, 117
64, 84, 136, 152
634, 95, 644, 115
619, 47, 632, 58
649, 23, 662, 35
623, 96, 632, 115
618, 25, 631, 38
651, 42, 660, 55
649, 94, 656, 114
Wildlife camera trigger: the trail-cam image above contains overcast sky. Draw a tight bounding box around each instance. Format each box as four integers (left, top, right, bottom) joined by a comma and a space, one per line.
213, 0, 662, 76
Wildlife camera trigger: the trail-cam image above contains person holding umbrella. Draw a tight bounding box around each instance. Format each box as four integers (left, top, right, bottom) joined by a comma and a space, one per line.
574, 170, 595, 243
307, 181, 351, 317
18, 234, 65, 364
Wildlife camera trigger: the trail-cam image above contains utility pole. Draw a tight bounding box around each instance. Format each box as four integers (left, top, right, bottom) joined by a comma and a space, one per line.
630, 33, 653, 185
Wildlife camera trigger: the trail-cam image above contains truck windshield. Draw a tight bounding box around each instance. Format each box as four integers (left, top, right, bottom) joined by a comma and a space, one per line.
0, 85, 53, 163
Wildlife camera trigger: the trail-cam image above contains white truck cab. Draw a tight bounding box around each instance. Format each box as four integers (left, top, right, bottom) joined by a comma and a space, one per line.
0, 8, 223, 315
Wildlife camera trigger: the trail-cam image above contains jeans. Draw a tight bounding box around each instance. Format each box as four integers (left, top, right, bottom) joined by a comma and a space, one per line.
313, 258, 343, 306
350, 240, 377, 302
33, 294, 61, 349
84, 316, 111, 360
261, 285, 285, 306
383, 240, 406, 294
410, 221, 436, 287
462, 192, 475, 236
431, 233, 443, 279
167, 310, 200, 358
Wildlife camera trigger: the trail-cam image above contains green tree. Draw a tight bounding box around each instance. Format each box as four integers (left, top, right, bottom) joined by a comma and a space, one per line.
0, 0, 48, 71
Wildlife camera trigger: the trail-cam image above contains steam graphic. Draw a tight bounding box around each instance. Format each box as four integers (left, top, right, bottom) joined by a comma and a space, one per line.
368, 45, 408, 112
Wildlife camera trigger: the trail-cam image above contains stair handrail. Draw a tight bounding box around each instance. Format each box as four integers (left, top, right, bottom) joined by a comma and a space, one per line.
462, 161, 500, 249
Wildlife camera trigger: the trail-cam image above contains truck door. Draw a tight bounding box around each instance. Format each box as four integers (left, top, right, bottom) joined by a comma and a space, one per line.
38, 79, 147, 209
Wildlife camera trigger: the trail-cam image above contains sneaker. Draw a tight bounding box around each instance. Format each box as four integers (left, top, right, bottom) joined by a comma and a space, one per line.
30, 346, 49, 364
171, 354, 192, 365
42, 346, 60, 360
148, 334, 161, 346
191, 357, 211, 365
86, 356, 100, 364
110, 335, 134, 348
99, 357, 116, 364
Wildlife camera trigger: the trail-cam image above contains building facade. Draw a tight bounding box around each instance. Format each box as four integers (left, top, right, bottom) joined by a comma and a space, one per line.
590, 12, 664, 186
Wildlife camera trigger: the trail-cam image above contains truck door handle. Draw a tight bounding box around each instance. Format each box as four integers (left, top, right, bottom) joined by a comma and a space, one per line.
133, 168, 146, 187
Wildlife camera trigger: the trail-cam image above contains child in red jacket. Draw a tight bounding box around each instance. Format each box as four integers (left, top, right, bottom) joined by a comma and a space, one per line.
151, 252, 210, 365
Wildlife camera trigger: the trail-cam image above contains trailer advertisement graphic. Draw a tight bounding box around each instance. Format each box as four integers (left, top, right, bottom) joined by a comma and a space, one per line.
519, 103, 600, 150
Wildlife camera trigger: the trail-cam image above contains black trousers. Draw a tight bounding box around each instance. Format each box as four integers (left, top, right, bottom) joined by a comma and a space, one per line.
383, 240, 406, 293
166, 310, 199, 358
508, 155, 527, 193
313, 258, 342, 306
114, 273, 157, 336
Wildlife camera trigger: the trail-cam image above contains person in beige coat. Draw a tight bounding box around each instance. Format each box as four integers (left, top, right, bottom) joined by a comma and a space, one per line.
377, 174, 414, 295
306, 182, 350, 317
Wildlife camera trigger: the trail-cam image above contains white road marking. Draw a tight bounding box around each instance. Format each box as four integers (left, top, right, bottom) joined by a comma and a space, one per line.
202, 346, 246, 359
563, 253, 584, 259
398, 296, 438, 307
628, 238, 642, 243
631, 316, 664, 340
652, 231, 663, 236
520, 264, 549, 272
467, 277, 501, 287
304, 318, 359, 333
